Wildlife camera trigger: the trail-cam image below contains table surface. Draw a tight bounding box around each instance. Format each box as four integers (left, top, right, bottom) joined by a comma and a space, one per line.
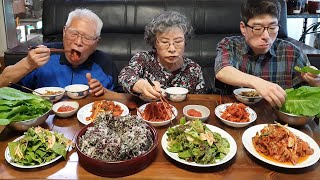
0, 93, 319, 179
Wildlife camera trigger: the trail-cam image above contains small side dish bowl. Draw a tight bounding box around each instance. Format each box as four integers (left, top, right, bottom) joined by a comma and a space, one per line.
52, 101, 79, 118
165, 87, 189, 102
64, 84, 89, 99
233, 88, 262, 105
182, 105, 210, 122
215, 103, 257, 128
8, 109, 51, 131
76, 122, 158, 177
33, 87, 65, 102
137, 102, 178, 127
273, 108, 314, 126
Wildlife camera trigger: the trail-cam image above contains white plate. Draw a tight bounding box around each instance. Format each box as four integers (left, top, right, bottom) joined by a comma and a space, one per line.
215, 103, 257, 128
161, 124, 237, 167
5, 134, 65, 168
77, 101, 129, 125
137, 102, 178, 127
242, 124, 320, 168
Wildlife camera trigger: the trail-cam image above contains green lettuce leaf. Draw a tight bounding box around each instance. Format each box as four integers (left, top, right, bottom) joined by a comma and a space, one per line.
280, 86, 320, 116
0, 87, 36, 100
0, 87, 52, 125
294, 66, 320, 75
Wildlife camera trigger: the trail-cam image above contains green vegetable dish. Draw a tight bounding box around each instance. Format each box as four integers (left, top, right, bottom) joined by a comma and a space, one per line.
294, 66, 320, 75
7, 127, 72, 166
280, 86, 320, 117
166, 119, 230, 164
0, 87, 52, 125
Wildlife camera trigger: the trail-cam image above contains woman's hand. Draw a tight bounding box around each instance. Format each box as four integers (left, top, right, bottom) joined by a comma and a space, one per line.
86, 73, 105, 96
132, 79, 161, 101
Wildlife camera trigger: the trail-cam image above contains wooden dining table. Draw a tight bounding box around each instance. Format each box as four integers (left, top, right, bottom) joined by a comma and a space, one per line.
0, 93, 319, 179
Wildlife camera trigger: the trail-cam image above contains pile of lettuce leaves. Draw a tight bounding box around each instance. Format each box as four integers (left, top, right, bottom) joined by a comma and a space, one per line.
8, 127, 72, 165
0, 87, 52, 125
166, 118, 230, 164
280, 86, 320, 117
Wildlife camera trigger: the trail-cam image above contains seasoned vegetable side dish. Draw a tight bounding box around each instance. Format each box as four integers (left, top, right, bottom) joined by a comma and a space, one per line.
252, 124, 314, 165
139, 102, 173, 122
8, 127, 72, 166
86, 100, 124, 122
166, 119, 230, 164
221, 103, 250, 122
79, 113, 154, 161
240, 90, 259, 97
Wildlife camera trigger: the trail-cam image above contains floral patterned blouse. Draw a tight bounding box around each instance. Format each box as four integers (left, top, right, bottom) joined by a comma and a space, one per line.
118, 51, 206, 94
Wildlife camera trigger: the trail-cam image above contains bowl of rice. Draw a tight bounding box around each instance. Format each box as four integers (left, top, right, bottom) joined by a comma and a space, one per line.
76, 113, 158, 177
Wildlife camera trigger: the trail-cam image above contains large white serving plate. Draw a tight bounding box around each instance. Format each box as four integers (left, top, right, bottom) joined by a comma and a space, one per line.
77, 101, 129, 125
5, 134, 65, 168
242, 124, 320, 168
161, 124, 237, 167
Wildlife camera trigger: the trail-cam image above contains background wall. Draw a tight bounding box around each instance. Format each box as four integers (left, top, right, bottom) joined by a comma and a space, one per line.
0, 1, 7, 71
0, 1, 7, 57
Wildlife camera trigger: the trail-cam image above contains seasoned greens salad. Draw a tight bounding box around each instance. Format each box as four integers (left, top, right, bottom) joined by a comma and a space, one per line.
166, 119, 230, 164
0, 87, 52, 125
8, 127, 72, 166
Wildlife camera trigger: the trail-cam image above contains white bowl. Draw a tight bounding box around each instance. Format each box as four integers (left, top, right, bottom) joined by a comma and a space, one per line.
233, 88, 262, 105
137, 102, 178, 127
64, 84, 89, 99
165, 87, 189, 102
52, 101, 79, 118
182, 105, 210, 122
215, 103, 257, 128
33, 87, 65, 102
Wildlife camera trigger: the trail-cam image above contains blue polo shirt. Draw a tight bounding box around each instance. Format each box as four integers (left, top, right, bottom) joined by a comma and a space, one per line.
20, 43, 118, 91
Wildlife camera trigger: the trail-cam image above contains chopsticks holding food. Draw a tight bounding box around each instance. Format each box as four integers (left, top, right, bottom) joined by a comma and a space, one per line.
29, 46, 71, 53
146, 77, 175, 126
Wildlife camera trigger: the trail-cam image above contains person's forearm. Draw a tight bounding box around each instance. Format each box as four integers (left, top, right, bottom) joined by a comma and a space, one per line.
0, 58, 34, 87
215, 66, 261, 88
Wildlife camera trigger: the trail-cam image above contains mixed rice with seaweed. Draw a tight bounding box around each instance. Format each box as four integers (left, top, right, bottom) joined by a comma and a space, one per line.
78, 112, 154, 161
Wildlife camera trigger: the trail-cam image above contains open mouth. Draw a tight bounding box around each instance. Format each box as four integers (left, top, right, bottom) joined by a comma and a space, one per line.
70, 49, 81, 61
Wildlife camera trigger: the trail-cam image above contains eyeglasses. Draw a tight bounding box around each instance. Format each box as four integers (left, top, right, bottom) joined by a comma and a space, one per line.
64, 28, 99, 45
156, 39, 185, 49
245, 23, 280, 35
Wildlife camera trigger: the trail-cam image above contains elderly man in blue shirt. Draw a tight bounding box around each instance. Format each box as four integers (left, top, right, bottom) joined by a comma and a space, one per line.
0, 8, 119, 96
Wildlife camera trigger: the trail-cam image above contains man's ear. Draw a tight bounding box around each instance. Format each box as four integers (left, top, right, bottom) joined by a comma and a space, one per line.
240, 21, 246, 36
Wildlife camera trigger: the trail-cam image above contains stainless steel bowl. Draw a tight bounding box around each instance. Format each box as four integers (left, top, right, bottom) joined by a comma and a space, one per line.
8, 109, 51, 131
273, 108, 314, 126
0, 125, 6, 134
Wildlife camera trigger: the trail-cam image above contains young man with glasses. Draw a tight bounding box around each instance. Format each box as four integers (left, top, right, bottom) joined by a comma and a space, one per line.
0, 9, 119, 95
214, 0, 320, 107
118, 11, 205, 101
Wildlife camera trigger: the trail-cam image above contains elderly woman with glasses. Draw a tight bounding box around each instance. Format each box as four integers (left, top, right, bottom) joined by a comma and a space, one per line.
0, 8, 119, 95
118, 11, 205, 101
214, 0, 320, 108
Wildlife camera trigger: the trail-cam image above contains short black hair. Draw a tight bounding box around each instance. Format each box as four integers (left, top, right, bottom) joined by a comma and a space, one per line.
241, 0, 281, 24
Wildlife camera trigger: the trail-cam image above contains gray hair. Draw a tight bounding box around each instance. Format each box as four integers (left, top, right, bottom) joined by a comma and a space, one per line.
65, 8, 103, 37
144, 11, 193, 48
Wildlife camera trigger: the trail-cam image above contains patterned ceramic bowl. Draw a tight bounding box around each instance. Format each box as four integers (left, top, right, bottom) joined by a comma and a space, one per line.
64, 84, 89, 99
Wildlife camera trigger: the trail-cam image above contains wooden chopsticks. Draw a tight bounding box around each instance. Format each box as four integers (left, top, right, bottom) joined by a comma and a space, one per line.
29, 46, 71, 53
146, 78, 175, 126
9, 82, 43, 95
